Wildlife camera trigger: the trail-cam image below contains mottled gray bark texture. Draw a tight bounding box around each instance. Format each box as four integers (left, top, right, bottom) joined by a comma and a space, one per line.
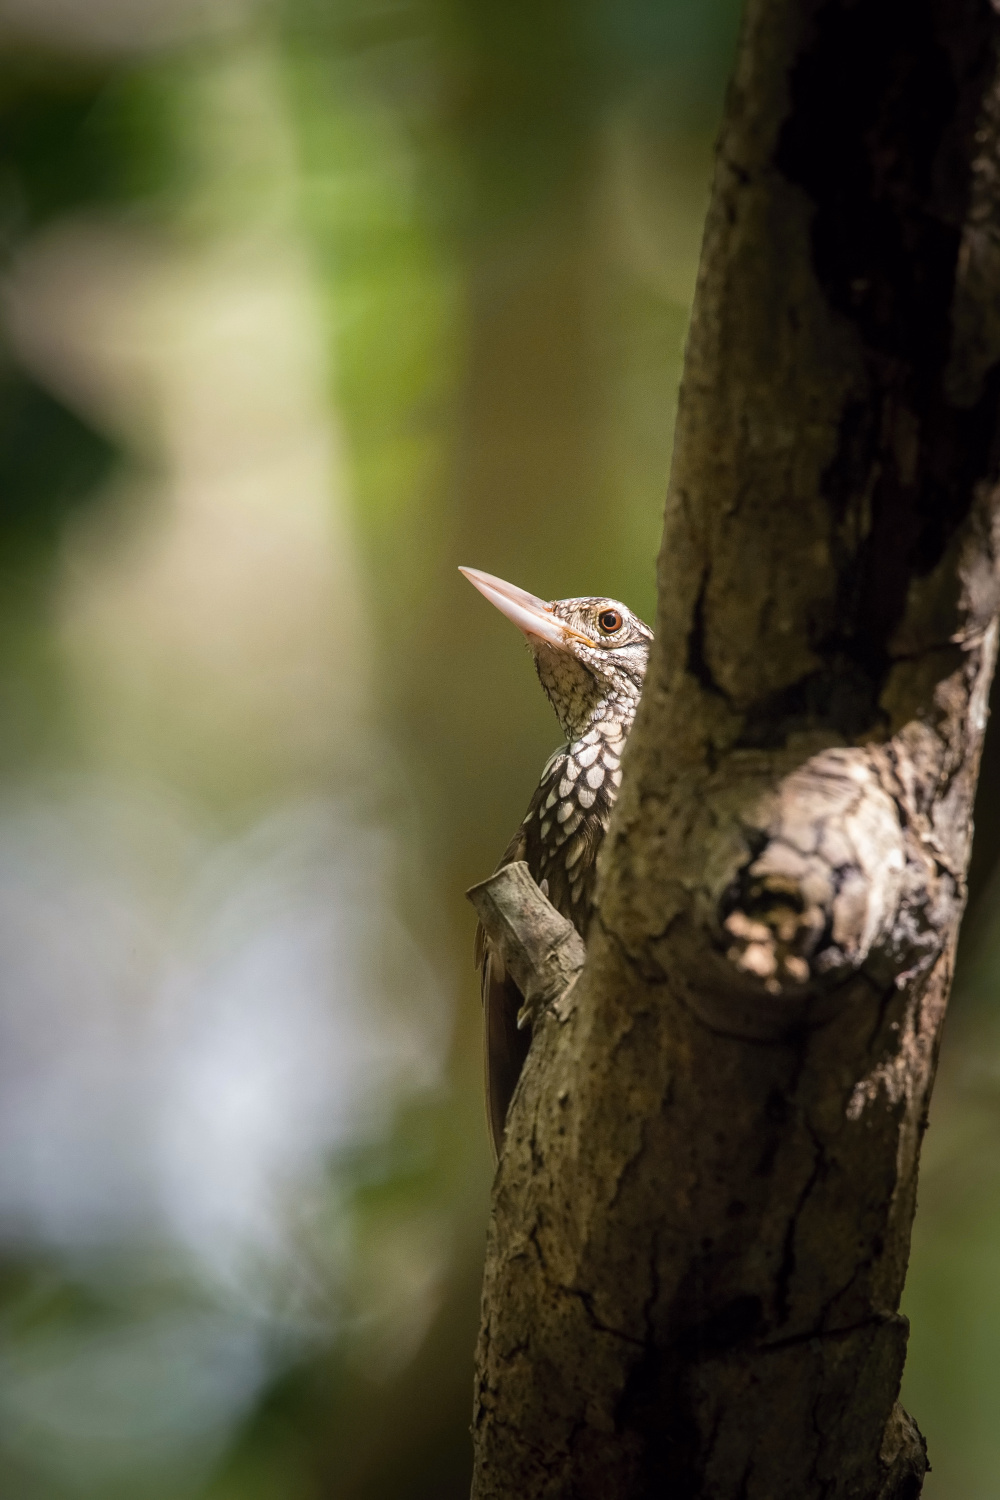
471, 2, 1000, 1497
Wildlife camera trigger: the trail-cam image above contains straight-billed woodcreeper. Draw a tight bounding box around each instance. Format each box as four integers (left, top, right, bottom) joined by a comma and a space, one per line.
461, 567, 653, 1157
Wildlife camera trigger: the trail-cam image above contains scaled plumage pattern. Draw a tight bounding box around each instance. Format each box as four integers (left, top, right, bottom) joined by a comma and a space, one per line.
461, 567, 652, 1158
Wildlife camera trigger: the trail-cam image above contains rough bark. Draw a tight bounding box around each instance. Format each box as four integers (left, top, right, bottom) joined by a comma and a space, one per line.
471, 2, 1000, 1497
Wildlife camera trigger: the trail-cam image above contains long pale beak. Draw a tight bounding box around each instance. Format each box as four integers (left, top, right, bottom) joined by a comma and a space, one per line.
459, 567, 591, 650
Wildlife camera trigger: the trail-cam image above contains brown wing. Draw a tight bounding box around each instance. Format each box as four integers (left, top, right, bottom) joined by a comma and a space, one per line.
481, 943, 532, 1161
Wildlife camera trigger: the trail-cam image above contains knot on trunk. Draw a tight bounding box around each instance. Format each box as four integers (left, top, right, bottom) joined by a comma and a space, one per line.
720, 749, 906, 991
716, 749, 941, 1001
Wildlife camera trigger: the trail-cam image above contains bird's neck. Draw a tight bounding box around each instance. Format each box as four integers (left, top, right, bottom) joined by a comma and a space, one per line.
566, 691, 638, 746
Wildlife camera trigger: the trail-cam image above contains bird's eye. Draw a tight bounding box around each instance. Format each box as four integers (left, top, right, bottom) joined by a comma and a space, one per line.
598, 609, 623, 634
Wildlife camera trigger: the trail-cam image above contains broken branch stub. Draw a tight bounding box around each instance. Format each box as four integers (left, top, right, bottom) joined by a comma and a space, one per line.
467, 861, 586, 1028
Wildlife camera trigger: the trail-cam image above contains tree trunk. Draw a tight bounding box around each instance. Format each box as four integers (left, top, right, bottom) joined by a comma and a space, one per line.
471, 1, 1000, 1496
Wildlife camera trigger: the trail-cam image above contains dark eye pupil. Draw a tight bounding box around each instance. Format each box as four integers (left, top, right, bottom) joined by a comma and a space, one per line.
599, 610, 621, 632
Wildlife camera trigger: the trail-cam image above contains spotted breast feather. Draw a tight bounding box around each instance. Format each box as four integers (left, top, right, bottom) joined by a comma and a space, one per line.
478, 723, 627, 1153
461, 567, 652, 1160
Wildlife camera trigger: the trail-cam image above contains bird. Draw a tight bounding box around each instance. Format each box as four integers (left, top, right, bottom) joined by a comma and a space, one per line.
460, 566, 653, 1158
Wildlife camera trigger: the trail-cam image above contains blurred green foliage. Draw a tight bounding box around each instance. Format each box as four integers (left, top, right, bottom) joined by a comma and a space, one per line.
0, 2, 995, 1498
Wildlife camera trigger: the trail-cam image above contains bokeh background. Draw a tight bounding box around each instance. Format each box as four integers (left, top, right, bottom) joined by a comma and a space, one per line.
0, 0, 994, 1496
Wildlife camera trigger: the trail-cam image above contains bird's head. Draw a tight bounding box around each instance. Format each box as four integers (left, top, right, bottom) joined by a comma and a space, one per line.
460, 566, 652, 740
